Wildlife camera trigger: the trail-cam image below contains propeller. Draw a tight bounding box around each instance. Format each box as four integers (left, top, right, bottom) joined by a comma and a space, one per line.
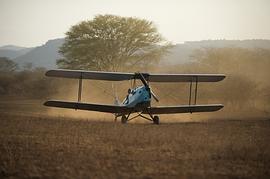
137, 73, 159, 102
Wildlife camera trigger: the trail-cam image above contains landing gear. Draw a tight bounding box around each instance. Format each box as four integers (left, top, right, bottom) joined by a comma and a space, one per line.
118, 112, 160, 125
153, 116, 159, 125
121, 115, 127, 124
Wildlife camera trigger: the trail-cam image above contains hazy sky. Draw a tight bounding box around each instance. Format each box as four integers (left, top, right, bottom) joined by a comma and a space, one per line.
0, 0, 270, 47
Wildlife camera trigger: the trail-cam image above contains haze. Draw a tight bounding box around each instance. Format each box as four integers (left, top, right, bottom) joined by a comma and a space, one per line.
0, 0, 270, 47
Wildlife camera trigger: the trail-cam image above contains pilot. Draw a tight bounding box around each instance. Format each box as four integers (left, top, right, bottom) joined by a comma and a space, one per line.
124, 88, 131, 104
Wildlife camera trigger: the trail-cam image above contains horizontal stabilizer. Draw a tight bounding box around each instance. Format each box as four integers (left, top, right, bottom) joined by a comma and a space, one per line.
44, 100, 130, 113
143, 104, 223, 114
46, 69, 225, 82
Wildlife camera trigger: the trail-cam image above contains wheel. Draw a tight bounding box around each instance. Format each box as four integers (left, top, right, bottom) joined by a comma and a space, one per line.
121, 115, 127, 124
153, 116, 159, 125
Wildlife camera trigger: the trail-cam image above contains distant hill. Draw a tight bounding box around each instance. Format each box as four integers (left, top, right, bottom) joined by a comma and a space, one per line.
0, 45, 28, 51
14, 39, 64, 69
163, 39, 270, 64
0, 45, 33, 59
1, 39, 270, 69
184, 39, 270, 49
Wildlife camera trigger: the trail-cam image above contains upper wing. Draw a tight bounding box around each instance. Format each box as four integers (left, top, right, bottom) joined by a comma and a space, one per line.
44, 100, 131, 114
45, 69, 134, 81
148, 74, 225, 82
143, 104, 223, 114
46, 69, 225, 82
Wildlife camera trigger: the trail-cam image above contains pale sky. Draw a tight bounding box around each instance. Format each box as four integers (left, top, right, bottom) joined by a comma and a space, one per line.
0, 0, 270, 47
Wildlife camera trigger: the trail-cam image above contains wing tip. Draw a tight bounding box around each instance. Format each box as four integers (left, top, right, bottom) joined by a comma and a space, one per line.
219, 75, 226, 81
43, 100, 52, 106
45, 70, 55, 77
209, 104, 224, 111
44, 100, 62, 107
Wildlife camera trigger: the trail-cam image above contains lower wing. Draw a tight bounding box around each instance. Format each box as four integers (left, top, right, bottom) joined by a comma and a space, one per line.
44, 100, 131, 114
44, 101, 223, 115
143, 104, 223, 114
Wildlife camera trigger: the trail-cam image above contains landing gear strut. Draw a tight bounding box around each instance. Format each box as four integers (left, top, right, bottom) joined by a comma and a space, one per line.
153, 116, 159, 125
118, 113, 160, 125
121, 115, 127, 124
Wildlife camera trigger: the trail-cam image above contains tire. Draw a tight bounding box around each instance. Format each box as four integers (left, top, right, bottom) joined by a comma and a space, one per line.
121, 116, 127, 124
153, 116, 159, 125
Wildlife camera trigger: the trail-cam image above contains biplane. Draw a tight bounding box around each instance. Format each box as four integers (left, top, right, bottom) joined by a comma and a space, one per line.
44, 70, 225, 124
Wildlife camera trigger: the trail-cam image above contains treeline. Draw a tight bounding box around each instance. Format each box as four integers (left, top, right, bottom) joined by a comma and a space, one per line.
0, 48, 269, 117
0, 67, 58, 99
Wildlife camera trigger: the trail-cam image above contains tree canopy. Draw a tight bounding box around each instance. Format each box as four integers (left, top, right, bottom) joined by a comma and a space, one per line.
57, 14, 171, 71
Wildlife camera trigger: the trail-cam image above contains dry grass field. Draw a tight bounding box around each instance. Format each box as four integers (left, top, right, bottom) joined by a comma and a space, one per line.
0, 100, 270, 178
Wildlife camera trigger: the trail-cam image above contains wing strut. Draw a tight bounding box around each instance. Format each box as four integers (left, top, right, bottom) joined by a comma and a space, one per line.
194, 76, 198, 104
78, 72, 83, 102
188, 77, 199, 107
189, 79, 192, 105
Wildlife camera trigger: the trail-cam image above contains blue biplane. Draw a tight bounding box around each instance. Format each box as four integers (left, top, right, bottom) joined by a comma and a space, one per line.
44, 70, 225, 124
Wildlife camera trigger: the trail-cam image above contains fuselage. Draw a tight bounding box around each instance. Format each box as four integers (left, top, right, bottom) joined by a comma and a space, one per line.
122, 86, 151, 108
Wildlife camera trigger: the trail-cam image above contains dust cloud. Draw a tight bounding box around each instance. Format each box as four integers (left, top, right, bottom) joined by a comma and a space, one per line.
1, 48, 269, 122
42, 48, 270, 122
46, 48, 270, 122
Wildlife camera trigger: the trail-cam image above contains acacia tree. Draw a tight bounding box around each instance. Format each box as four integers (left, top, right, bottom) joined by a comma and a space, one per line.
57, 14, 171, 71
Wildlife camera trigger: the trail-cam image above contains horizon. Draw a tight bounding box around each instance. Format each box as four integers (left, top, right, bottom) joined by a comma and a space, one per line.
2, 38, 270, 49
1, 0, 270, 47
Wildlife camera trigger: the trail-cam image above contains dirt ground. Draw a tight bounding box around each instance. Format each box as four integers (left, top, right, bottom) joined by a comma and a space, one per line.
0, 99, 269, 178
